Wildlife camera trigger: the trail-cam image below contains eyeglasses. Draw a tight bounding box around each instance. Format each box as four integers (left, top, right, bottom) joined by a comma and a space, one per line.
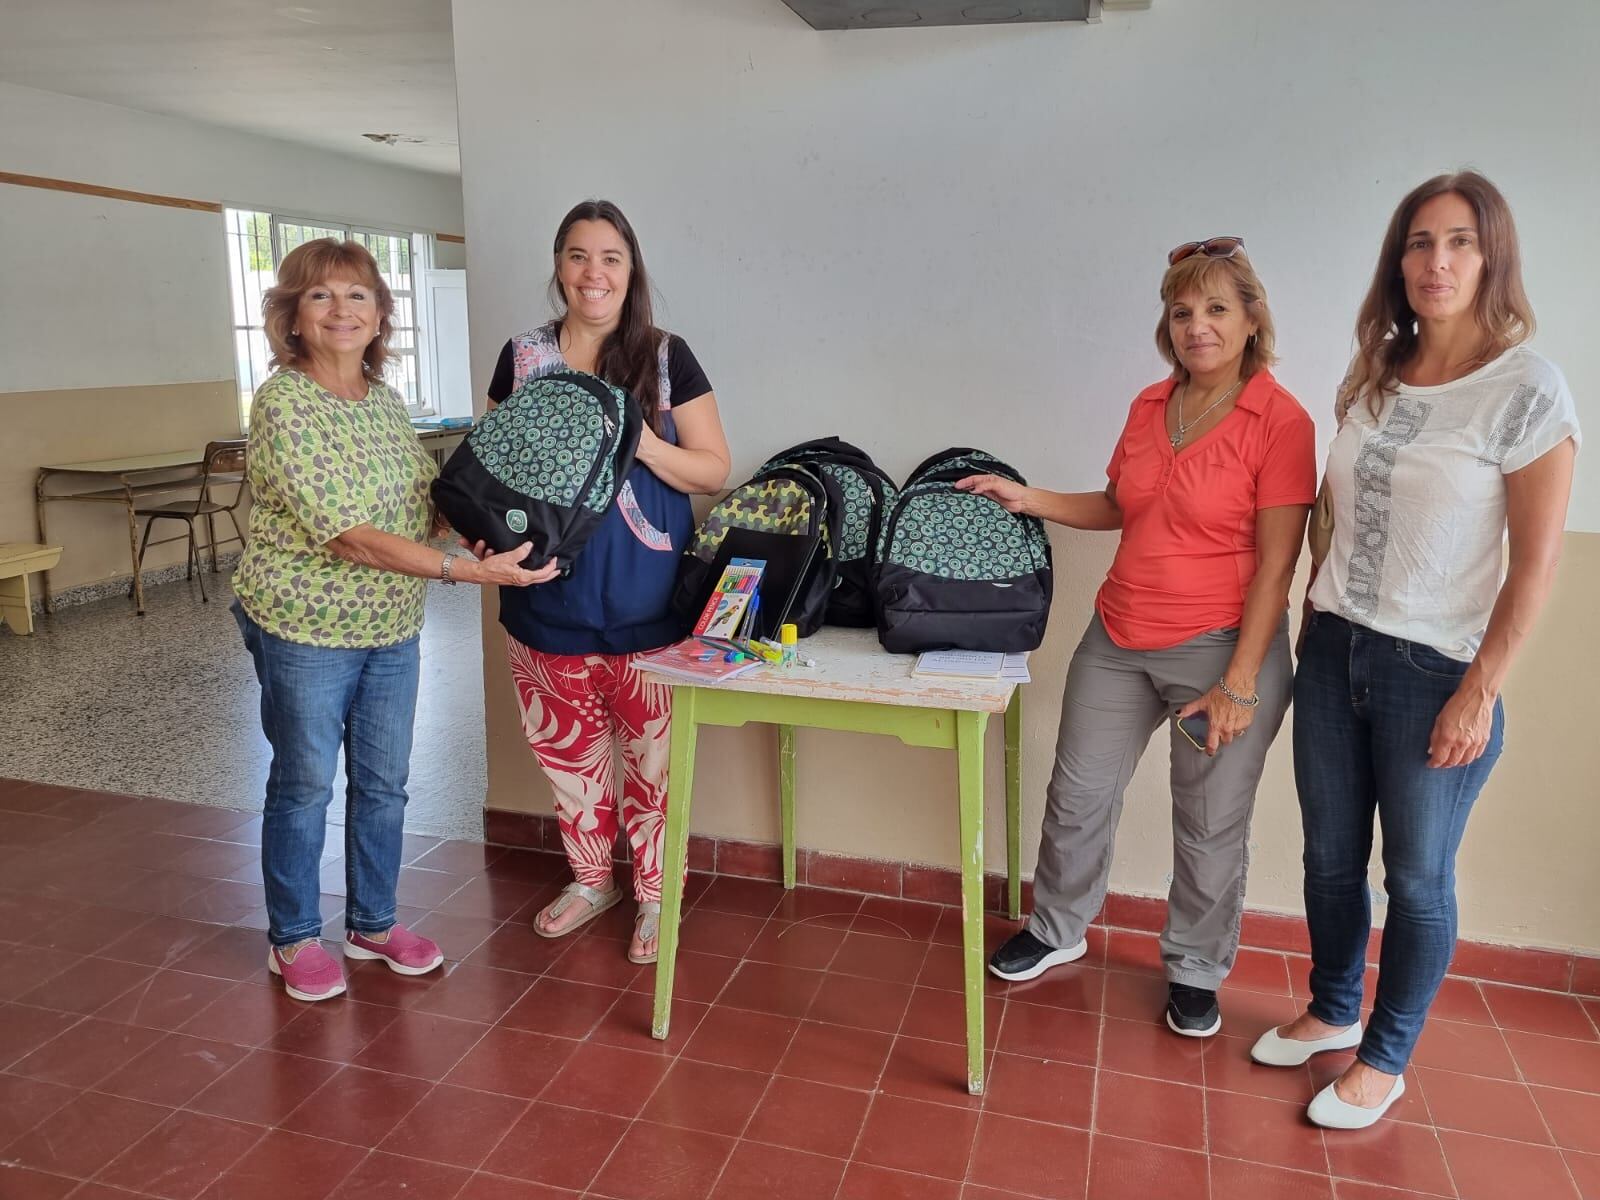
1167, 236, 1246, 266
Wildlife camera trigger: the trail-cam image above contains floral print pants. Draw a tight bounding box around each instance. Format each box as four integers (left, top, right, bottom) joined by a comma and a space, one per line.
506, 637, 672, 902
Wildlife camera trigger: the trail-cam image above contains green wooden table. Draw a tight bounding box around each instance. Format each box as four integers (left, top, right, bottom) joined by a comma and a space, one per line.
641, 626, 1022, 1095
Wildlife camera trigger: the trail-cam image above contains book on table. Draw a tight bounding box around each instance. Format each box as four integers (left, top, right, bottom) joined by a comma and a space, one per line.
636, 638, 766, 684
911, 649, 1007, 679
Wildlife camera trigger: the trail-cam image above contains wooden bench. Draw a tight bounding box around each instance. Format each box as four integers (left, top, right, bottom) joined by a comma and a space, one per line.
0, 543, 63, 634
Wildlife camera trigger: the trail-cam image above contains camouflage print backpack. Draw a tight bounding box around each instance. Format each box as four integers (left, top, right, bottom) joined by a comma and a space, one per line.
672, 463, 843, 638
874, 446, 1053, 653
430, 371, 642, 571
758, 437, 898, 627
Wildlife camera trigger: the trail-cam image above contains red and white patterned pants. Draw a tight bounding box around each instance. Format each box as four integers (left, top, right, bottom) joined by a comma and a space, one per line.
506, 636, 672, 902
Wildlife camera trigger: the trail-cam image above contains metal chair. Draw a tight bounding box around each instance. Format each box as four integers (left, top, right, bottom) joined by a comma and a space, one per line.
129, 440, 249, 604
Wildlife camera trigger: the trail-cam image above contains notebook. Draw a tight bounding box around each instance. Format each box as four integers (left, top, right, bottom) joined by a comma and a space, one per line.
636, 638, 766, 684
911, 650, 1006, 679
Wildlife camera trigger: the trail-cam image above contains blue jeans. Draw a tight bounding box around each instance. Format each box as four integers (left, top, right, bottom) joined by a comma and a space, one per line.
1293, 611, 1504, 1075
233, 601, 419, 946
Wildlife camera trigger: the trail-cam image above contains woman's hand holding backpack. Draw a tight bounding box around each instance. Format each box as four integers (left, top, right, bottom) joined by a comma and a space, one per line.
457, 539, 563, 587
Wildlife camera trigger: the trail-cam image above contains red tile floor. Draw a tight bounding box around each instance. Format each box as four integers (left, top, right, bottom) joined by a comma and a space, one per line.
2, 780, 1597, 1200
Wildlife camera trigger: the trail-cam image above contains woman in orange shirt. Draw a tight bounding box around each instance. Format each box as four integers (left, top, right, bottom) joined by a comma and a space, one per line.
963, 240, 1315, 1037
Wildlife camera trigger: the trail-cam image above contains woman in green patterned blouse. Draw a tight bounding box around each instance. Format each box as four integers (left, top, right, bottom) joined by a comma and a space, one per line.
233, 238, 553, 1002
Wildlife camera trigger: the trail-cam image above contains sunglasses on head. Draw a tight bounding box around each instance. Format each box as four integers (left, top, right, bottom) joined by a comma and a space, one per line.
1168, 236, 1245, 266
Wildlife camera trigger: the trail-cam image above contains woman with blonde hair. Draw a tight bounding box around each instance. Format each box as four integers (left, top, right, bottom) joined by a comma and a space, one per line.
234, 238, 553, 1001
971, 239, 1315, 1038
1252, 172, 1580, 1128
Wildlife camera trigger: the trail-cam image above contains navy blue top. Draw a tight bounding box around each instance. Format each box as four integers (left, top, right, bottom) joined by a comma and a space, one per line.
487, 325, 712, 657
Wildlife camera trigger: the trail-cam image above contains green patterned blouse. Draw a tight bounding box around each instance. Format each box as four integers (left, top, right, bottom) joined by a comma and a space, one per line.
234, 368, 437, 648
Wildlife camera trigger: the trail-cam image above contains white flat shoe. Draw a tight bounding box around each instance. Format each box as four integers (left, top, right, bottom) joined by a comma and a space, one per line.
1250, 1020, 1363, 1067
1307, 1073, 1405, 1130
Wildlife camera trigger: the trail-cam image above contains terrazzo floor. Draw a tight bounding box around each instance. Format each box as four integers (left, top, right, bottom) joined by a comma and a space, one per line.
0, 567, 491, 840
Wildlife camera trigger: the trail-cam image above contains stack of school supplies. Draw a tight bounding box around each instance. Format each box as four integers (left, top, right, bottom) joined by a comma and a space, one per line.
635, 638, 767, 684
692, 558, 766, 640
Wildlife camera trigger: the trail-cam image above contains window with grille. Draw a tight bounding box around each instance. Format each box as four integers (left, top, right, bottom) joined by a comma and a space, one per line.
224, 209, 435, 427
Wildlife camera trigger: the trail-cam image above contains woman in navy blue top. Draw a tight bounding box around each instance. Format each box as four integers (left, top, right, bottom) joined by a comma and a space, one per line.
484, 200, 730, 964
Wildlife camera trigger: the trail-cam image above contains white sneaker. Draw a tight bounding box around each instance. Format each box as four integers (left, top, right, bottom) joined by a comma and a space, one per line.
1249, 1020, 1363, 1067
1307, 1073, 1406, 1130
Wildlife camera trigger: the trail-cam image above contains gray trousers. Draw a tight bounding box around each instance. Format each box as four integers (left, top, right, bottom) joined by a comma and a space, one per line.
1027, 614, 1293, 989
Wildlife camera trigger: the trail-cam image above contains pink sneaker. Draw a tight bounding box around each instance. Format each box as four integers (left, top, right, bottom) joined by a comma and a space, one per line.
267, 940, 346, 1002
344, 924, 444, 976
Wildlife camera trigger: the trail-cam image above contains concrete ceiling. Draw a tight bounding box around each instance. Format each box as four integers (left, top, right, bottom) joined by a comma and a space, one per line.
0, 0, 461, 175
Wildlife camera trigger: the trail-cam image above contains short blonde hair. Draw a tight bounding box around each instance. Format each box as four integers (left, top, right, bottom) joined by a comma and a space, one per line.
263, 239, 394, 376
1154, 251, 1278, 383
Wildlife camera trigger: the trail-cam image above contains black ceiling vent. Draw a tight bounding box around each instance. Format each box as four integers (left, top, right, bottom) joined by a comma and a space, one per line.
780, 1, 1103, 29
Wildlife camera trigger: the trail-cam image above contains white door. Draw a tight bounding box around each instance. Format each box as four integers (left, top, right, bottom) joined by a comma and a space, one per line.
424, 269, 472, 419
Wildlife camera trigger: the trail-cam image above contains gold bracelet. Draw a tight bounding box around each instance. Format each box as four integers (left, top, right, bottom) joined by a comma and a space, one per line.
440, 554, 458, 585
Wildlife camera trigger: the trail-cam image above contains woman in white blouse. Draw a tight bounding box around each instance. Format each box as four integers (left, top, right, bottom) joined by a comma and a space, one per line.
1250, 171, 1580, 1129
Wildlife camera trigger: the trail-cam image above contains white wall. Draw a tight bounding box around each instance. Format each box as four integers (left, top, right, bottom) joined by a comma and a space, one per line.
0, 185, 233, 393
453, 0, 1597, 530
0, 82, 467, 394
0, 83, 468, 586
457, 0, 1600, 952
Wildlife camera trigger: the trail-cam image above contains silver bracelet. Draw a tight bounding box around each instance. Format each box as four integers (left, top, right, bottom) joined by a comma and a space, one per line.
440, 554, 458, 586
1217, 678, 1259, 707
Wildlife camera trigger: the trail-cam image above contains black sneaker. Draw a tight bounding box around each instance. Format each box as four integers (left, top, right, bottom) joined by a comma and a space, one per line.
1165, 983, 1222, 1037
987, 930, 1089, 982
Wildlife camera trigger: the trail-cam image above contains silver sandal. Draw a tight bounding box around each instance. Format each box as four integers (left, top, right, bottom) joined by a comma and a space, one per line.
629, 901, 662, 964
533, 881, 622, 939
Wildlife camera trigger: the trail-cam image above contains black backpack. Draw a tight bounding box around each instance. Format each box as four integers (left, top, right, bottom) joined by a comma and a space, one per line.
874, 447, 1053, 653
672, 462, 843, 639
758, 437, 898, 627
430, 371, 642, 571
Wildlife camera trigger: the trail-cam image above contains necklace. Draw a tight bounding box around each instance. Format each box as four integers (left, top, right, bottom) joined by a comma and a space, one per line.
1171, 378, 1243, 448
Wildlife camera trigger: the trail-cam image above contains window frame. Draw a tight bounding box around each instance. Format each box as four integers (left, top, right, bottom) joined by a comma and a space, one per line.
223, 206, 437, 430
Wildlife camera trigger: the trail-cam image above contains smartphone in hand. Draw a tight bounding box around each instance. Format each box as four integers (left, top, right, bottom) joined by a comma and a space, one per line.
1177, 712, 1211, 753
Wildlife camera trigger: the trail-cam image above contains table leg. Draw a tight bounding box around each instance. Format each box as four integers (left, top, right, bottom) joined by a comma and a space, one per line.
779, 724, 797, 889
1005, 689, 1022, 921
0, 573, 35, 635
34, 474, 53, 615
124, 483, 146, 615
956, 708, 989, 1095
652, 685, 700, 1040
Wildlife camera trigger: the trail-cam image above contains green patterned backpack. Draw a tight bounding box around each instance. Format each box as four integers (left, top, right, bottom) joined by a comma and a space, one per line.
430, 371, 642, 570
671, 462, 844, 638
874, 447, 1053, 653
758, 437, 898, 627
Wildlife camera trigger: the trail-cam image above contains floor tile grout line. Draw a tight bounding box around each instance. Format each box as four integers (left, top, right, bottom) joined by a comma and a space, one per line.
662, 900, 817, 1198
6, 865, 1599, 999
831, 920, 937, 1198
10, 812, 1600, 1199
90, 1108, 275, 1199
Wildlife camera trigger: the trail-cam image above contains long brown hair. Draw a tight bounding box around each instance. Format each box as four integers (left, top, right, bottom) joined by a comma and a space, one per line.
263, 239, 394, 376
1342, 170, 1534, 415
548, 200, 663, 430
1153, 250, 1278, 384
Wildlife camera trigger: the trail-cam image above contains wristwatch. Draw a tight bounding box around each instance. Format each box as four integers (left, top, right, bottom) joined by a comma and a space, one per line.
440, 554, 459, 585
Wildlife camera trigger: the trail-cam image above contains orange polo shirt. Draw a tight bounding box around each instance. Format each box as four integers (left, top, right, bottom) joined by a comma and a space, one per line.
1095, 370, 1316, 650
